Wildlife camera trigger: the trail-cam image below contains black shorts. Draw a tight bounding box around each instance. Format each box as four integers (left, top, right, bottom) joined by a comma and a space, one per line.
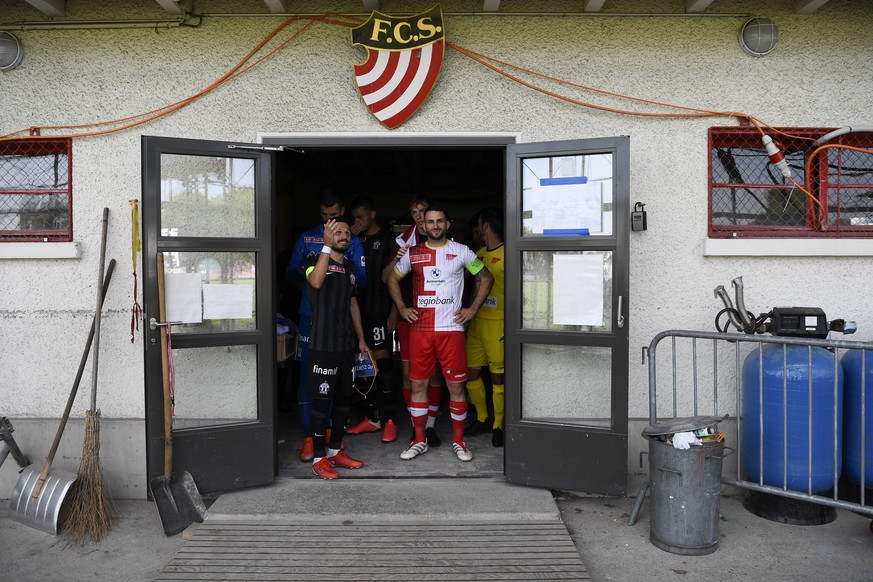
307, 350, 355, 401
362, 313, 391, 352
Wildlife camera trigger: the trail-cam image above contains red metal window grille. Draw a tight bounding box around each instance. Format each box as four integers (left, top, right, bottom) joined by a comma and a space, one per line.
0, 138, 73, 242
709, 127, 873, 238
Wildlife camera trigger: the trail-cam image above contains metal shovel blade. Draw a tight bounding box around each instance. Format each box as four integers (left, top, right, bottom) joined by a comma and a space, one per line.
149, 470, 207, 536
8, 465, 77, 535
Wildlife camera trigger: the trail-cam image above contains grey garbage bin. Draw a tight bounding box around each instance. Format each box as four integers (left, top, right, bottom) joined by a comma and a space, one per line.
643, 415, 728, 556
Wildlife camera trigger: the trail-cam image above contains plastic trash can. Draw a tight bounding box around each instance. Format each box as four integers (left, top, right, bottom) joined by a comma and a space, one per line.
643, 415, 728, 556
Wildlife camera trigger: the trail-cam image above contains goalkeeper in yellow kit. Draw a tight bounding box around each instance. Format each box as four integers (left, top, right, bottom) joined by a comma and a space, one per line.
464, 207, 506, 447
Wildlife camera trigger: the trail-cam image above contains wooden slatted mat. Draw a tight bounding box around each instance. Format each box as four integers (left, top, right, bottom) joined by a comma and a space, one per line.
155, 519, 590, 581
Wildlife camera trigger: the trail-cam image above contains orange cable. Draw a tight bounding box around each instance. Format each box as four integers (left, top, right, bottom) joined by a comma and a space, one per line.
0, 16, 325, 141
449, 42, 747, 119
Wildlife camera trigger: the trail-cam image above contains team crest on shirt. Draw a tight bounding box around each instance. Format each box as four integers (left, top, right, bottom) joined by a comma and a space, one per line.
446, 254, 457, 261
491, 257, 501, 264
373, 241, 381, 249
319, 382, 330, 395
351, 273, 356, 285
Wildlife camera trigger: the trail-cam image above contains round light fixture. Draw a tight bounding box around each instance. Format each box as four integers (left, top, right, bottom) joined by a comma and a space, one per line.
0, 31, 23, 72
739, 18, 779, 57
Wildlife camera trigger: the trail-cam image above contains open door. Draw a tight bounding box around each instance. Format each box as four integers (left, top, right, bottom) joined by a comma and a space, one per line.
142, 136, 276, 494
505, 137, 629, 496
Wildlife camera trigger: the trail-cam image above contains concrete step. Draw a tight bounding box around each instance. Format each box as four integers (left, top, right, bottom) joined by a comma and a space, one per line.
206, 477, 559, 523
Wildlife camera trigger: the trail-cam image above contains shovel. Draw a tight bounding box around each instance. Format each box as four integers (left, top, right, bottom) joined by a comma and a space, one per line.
149, 252, 206, 536
8, 258, 117, 535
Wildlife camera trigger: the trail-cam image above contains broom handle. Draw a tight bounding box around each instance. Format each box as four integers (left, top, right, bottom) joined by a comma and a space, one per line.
157, 252, 173, 477
89, 208, 109, 412
31, 258, 116, 500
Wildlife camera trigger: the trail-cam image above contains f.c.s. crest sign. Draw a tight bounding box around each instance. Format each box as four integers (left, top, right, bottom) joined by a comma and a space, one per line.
350, 5, 445, 129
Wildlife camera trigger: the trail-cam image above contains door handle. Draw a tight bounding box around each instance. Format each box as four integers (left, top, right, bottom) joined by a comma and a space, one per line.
617, 295, 625, 329
149, 317, 181, 331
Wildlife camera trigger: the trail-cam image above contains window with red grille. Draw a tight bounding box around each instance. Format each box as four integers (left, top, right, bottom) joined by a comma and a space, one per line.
0, 139, 73, 242
709, 127, 873, 238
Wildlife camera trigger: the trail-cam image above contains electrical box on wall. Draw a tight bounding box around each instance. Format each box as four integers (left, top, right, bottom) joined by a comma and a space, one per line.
632, 202, 647, 231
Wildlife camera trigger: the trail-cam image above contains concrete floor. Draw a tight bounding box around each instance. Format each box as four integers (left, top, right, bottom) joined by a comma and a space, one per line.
3, 404, 871, 581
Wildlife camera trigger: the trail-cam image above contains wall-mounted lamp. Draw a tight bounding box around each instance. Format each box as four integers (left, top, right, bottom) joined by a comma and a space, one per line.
0, 31, 23, 72
739, 18, 779, 57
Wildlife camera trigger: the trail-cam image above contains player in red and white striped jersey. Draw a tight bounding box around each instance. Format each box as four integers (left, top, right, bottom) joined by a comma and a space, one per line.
388, 206, 494, 462
382, 196, 445, 446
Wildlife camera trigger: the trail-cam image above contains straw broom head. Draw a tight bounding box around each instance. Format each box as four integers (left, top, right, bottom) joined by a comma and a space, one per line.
59, 409, 114, 543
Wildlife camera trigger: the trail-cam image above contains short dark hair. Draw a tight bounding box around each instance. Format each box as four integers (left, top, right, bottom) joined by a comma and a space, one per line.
479, 207, 504, 238
349, 195, 376, 212
423, 205, 451, 221
319, 188, 344, 209
332, 215, 352, 226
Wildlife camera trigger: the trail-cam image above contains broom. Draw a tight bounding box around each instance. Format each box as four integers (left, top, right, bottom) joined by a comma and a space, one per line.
61, 207, 114, 543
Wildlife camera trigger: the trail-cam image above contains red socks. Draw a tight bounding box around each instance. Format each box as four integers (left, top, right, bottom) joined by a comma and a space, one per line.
449, 401, 467, 444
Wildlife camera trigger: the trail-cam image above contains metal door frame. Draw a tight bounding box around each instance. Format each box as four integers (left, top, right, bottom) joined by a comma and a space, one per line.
504, 137, 630, 495
142, 135, 276, 494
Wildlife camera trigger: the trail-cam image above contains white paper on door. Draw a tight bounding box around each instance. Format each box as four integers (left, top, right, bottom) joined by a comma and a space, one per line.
203, 283, 254, 320
165, 272, 202, 324
552, 254, 604, 326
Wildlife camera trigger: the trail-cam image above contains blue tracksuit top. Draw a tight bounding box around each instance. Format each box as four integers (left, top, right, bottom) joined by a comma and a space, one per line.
285, 224, 367, 317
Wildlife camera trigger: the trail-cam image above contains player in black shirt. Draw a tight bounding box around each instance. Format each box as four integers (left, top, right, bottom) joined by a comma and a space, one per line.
304, 217, 370, 479
346, 196, 400, 443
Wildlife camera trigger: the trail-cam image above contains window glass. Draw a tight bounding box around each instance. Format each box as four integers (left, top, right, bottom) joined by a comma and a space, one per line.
171, 345, 258, 430
521, 153, 614, 237
162, 251, 257, 334
160, 154, 256, 238
522, 343, 611, 428
522, 250, 612, 332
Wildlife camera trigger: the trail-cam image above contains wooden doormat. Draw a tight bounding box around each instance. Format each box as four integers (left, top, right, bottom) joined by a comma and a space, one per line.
154, 518, 590, 581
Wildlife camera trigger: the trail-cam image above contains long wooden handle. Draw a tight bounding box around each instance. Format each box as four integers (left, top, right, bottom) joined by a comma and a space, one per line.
156, 252, 173, 477
32, 259, 116, 500
89, 207, 109, 412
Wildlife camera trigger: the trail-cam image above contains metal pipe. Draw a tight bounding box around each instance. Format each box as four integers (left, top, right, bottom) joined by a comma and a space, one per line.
2, 17, 192, 31
198, 12, 751, 18
732, 276, 754, 331
714, 285, 744, 331
2, 11, 751, 30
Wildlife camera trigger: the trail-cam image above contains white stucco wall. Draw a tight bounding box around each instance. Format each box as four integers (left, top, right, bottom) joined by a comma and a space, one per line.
2, 0, 872, 494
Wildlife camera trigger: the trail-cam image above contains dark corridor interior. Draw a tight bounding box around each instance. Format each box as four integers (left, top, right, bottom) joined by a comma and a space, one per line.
273, 145, 506, 478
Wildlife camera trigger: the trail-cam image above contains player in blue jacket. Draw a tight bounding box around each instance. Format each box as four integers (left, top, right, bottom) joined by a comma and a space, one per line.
286, 190, 366, 461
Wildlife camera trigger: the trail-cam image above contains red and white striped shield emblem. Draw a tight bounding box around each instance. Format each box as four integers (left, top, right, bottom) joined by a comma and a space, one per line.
350, 5, 445, 129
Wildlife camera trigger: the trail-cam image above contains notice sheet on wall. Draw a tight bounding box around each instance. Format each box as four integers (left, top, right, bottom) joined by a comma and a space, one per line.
552, 254, 604, 326
203, 283, 254, 320
165, 272, 202, 324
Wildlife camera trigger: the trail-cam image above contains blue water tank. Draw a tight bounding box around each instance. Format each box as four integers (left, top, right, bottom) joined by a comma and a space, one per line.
841, 350, 873, 486
742, 344, 843, 493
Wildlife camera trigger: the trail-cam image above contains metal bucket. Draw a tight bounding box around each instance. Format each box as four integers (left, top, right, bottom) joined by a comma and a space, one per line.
648, 436, 725, 556
8, 465, 77, 535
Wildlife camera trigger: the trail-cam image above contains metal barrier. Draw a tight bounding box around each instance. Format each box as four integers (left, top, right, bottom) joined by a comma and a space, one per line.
637, 329, 872, 520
